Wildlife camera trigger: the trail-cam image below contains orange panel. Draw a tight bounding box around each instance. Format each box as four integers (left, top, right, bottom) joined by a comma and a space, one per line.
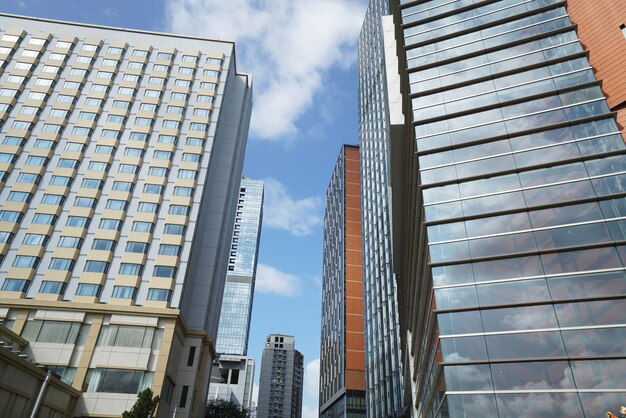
346, 265, 363, 281
345, 370, 366, 391
345, 235, 362, 252
346, 221, 361, 236
346, 332, 365, 351
346, 351, 366, 371
346, 298, 364, 315
346, 280, 363, 296
346, 314, 365, 332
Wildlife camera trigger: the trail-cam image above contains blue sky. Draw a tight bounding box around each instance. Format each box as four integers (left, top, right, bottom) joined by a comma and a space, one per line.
2, 0, 368, 416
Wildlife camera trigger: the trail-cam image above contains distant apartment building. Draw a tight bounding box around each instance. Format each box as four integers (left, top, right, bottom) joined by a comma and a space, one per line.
0, 13, 252, 417
257, 334, 304, 418
359, 0, 626, 417
319, 144, 366, 417
209, 177, 263, 409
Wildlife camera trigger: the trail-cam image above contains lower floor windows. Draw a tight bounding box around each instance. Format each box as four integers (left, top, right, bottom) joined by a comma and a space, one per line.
1, 278, 29, 292
76, 283, 102, 297
111, 285, 137, 299
147, 288, 171, 302
39, 281, 66, 294
83, 368, 153, 393
21, 319, 88, 345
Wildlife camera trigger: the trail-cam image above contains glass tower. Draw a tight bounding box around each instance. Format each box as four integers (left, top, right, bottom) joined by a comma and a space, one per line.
387, 0, 626, 416
357, 1, 404, 417
215, 177, 264, 356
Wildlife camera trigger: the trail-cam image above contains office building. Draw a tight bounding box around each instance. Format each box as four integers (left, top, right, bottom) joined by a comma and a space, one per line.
0, 13, 252, 417
360, 0, 626, 416
210, 177, 263, 409
257, 334, 304, 418
357, 1, 405, 417
319, 144, 366, 417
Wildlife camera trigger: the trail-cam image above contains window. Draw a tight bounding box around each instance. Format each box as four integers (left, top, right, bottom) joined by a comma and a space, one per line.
1, 34, 20, 42
23, 234, 48, 246
90, 84, 109, 93
49, 258, 74, 270
167, 105, 184, 115
127, 61, 144, 69
164, 224, 186, 235
88, 161, 109, 171
75, 55, 93, 64
106, 199, 128, 210
0, 88, 19, 98
132, 221, 154, 233
58, 236, 82, 248
143, 89, 161, 98
113, 100, 131, 109
42, 123, 63, 133
182, 153, 202, 163
29, 92, 48, 101
74, 197, 96, 208
118, 164, 139, 174
66, 216, 89, 228
13, 255, 39, 268
149, 76, 166, 85
107, 46, 124, 54
112, 181, 134, 192
154, 150, 173, 160
7, 75, 25, 84
148, 167, 168, 177
69, 68, 87, 77
143, 184, 163, 194
132, 49, 149, 57
34, 139, 55, 149
99, 218, 122, 230
102, 129, 121, 138
72, 127, 92, 136
96, 71, 114, 79
129, 132, 148, 142
162, 120, 180, 129
0, 231, 14, 244
41, 194, 64, 205
35, 78, 54, 87
8, 191, 32, 202
159, 244, 181, 257
157, 52, 173, 60
139, 103, 157, 112
126, 241, 149, 254
82, 43, 98, 51
1, 278, 29, 292
85, 97, 103, 106
153, 266, 176, 278
206, 57, 222, 65
83, 368, 153, 394
32, 213, 56, 225
193, 108, 211, 117
203, 69, 220, 77
174, 79, 191, 88
66, 142, 86, 152
15, 62, 33, 71
0, 153, 17, 164
190, 123, 207, 132
135, 117, 153, 126
200, 82, 217, 90
12, 121, 33, 131
22, 320, 86, 344
18, 173, 41, 183
182, 55, 197, 63
118, 86, 136, 96
123, 74, 140, 82
76, 283, 101, 297
178, 67, 193, 75
111, 285, 137, 299
147, 288, 171, 301
158, 134, 177, 144
39, 281, 65, 294
186, 137, 204, 146
170, 92, 187, 101
124, 147, 144, 157
174, 187, 194, 197
84, 261, 109, 273
178, 169, 198, 179
96, 144, 116, 154
26, 156, 48, 166
21, 49, 39, 58
196, 95, 213, 104
119, 263, 143, 276
169, 205, 190, 216
50, 175, 71, 186
138, 202, 159, 213
81, 178, 103, 189
3, 136, 25, 146
92, 239, 115, 251
55, 40, 73, 49
102, 58, 119, 67
57, 159, 79, 169
0, 211, 23, 222
63, 81, 82, 90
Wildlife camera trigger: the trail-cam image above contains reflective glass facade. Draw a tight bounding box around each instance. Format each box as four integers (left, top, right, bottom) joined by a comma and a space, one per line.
216, 178, 263, 356
391, 0, 626, 416
357, 1, 404, 417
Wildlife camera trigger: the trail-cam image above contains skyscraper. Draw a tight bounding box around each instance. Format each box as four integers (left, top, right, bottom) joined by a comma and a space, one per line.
319, 144, 366, 417
357, 1, 405, 417
209, 177, 263, 409
0, 13, 252, 417
257, 334, 304, 418
360, 0, 626, 417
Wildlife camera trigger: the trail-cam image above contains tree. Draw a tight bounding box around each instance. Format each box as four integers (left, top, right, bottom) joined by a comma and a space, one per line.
205, 398, 249, 418
122, 388, 160, 418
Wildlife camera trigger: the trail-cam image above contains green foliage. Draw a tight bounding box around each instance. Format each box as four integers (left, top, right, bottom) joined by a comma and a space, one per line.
205, 398, 249, 418
122, 388, 160, 418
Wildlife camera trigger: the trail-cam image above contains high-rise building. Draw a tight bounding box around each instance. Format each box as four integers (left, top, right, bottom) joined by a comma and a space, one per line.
257, 334, 304, 418
319, 144, 366, 417
357, 1, 405, 417
360, 0, 626, 417
209, 177, 263, 409
0, 13, 252, 418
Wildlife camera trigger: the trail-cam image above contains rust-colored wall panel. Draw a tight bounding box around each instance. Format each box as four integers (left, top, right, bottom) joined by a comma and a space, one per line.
346, 249, 362, 266
346, 298, 364, 316
346, 370, 367, 391
346, 265, 363, 281
567, 0, 626, 136
346, 236, 363, 252
346, 313, 365, 332
346, 221, 361, 236
346, 351, 365, 371
346, 332, 365, 351
346, 280, 363, 296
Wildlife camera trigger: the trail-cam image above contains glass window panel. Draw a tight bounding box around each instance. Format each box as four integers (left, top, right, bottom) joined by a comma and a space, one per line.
444, 364, 493, 391
579, 393, 625, 418
477, 279, 550, 306
465, 212, 530, 237
548, 270, 626, 299
430, 240, 470, 263
434, 286, 478, 310
523, 180, 595, 207
462, 191, 526, 217
473, 255, 543, 282
440, 336, 488, 362
469, 232, 536, 259
562, 327, 626, 356
432, 263, 474, 287
437, 310, 482, 336
534, 223, 612, 249
495, 393, 583, 418
571, 359, 626, 389
555, 299, 626, 327
443, 394, 498, 418
481, 305, 558, 332
541, 246, 622, 274
486, 331, 566, 360
491, 361, 576, 390
529, 202, 602, 228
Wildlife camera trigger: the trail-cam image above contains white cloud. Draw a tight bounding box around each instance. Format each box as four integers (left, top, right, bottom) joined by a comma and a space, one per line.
165, 0, 366, 140
263, 178, 322, 236
304, 358, 320, 406
256, 264, 302, 297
